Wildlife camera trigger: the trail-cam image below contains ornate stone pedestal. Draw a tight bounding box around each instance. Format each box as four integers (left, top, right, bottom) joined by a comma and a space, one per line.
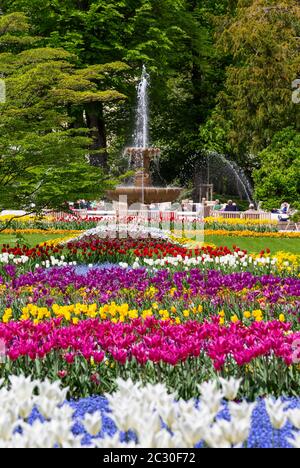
107, 148, 183, 205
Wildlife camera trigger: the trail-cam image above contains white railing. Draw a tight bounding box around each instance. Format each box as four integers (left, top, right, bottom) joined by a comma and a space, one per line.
47, 208, 276, 225
46, 208, 205, 222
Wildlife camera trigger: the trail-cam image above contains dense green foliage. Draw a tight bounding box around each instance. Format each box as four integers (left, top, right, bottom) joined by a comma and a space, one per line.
0, 13, 128, 212
254, 129, 300, 210
207, 1, 300, 154
1, 1, 220, 180
0, 0, 299, 208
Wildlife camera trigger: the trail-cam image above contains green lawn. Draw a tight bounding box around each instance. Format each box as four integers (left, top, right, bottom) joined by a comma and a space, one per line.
0, 233, 299, 255
0, 233, 65, 247
204, 235, 300, 255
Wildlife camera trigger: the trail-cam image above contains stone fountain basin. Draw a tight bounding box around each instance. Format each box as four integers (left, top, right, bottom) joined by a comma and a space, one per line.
107, 186, 183, 205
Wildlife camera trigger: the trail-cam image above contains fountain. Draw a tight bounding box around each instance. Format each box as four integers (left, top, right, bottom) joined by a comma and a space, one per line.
107, 66, 182, 205
183, 151, 254, 204
207, 151, 253, 203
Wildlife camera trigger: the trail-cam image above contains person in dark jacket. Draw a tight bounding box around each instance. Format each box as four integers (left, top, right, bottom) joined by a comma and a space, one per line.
224, 200, 234, 212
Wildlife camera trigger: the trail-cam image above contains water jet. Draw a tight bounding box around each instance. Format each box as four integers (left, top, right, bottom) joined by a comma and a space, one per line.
107, 67, 183, 206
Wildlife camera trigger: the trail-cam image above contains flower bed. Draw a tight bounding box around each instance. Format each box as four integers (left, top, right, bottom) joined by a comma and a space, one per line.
1, 267, 299, 322
204, 217, 279, 233
0, 214, 99, 232
2, 375, 300, 448
201, 229, 300, 238
0, 317, 299, 399
0, 214, 279, 234
0, 237, 299, 276
0, 234, 299, 448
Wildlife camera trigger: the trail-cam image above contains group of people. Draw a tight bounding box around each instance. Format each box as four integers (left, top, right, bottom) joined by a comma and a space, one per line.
271, 202, 290, 221
68, 198, 291, 221
71, 200, 96, 210
213, 200, 242, 212
212, 199, 291, 220
271, 203, 290, 215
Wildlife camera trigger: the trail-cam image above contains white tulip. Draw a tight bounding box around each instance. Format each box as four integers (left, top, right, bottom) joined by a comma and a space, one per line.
36, 396, 62, 420
9, 375, 37, 402
139, 429, 185, 449
198, 381, 223, 415
219, 377, 242, 401
93, 433, 136, 449
83, 411, 102, 436
228, 401, 256, 423
265, 398, 289, 430
206, 417, 250, 448
287, 409, 300, 430
203, 424, 232, 449
52, 405, 74, 422
287, 431, 300, 448
37, 379, 68, 405
0, 415, 15, 441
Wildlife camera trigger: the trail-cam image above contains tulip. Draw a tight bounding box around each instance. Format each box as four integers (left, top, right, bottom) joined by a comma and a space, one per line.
82, 411, 102, 436
287, 409, 300, 430
219, 377, 242, 401
265, 398, 289, 430
287, 432, 300, 449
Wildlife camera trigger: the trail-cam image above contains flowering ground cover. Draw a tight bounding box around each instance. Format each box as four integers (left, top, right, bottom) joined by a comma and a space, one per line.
71, 392, 300, 449
2, 374, 300, 448
1, 213, 300, 255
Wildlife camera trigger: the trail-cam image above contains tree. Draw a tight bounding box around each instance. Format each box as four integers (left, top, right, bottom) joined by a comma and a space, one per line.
0, 13, 128, 215
210, 0, 300, 160
1, 1, 216, 182
253, 128, 300, 209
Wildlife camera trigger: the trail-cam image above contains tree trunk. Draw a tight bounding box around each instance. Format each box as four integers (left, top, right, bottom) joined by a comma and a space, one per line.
85, 102, 108, 168
69, 106, 85, 129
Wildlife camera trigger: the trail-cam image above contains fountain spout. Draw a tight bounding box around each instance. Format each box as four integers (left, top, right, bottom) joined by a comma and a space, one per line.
134, 65, 150, 149
126, 147, 161, 187
106, 67, 183, 205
